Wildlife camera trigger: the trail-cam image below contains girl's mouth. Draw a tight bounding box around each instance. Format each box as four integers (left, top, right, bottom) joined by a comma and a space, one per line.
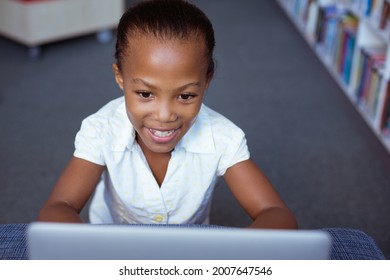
150, 129, 176, 137
147, 128, 179, 143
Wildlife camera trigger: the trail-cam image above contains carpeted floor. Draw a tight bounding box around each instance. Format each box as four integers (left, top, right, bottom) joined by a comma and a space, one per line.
0, 0, 389, 258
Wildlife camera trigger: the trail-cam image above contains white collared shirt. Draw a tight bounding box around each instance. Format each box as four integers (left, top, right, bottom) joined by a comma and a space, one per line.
74, 97, 249, 224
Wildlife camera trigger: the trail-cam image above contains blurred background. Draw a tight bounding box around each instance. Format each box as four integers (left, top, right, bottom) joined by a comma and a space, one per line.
0, 0, 389, 258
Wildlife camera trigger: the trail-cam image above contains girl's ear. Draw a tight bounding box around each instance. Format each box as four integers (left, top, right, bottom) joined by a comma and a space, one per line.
112, 64, 124, 91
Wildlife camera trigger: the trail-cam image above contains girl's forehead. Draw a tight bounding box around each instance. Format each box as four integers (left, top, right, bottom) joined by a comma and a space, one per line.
123, 35, 208, 64
126, 33, 206, 51
121, 35, 209, 82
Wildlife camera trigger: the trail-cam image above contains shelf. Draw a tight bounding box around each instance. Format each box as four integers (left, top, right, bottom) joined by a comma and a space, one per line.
277, 0, 390, 154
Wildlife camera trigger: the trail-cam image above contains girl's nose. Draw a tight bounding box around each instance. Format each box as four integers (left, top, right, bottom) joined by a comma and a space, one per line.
155, 101, 178, 123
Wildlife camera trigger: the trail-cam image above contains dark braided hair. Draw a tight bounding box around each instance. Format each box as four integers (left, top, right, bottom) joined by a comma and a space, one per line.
115, 0, 215, 77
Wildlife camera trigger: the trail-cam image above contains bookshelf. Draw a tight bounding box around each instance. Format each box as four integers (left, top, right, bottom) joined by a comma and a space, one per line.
277, 0, 390, 154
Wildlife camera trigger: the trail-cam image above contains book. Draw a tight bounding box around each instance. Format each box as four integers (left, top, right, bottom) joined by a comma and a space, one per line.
343, 29, 357, 85
337, 26, 349, 74
358, 51, 374, 103
315, 5, 338, 44
380, 80, 390, 135
364, 0, 373, 16
323, 15, 338, 57
355, 46, 386, 103
365, 67, 382, 118
352, 46, 365, 93
379, 0, 390, 29
315, 7, 326, 43
330, 12, 358, 83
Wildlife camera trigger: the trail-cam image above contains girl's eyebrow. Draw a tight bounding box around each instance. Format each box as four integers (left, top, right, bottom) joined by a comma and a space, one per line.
131, 78, 201, 91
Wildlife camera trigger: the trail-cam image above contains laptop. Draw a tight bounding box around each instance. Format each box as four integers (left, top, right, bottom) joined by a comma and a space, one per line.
27, 222, 332, 260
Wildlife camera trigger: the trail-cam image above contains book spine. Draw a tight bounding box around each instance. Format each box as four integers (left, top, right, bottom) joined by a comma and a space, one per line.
379, 1, 390, 29
361, 54, 374, 103
365, 68, 379, 116
370, 73, 383, 119
338, 29, 349, 74
381, 80, 390, 134
343, 30, 357, 84
356, 50, 369, 101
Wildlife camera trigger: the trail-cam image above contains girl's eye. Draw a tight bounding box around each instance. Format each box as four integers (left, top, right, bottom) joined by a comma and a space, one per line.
137, 92, 152, 99
179, 93, 196, 101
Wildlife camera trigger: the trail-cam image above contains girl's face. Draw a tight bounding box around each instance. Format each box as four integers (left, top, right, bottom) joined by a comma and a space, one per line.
113, 36, 211, 155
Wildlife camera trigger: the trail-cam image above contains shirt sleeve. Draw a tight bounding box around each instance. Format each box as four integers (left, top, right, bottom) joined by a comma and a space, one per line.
217, 129, 250, 176
73, 116, 106, 166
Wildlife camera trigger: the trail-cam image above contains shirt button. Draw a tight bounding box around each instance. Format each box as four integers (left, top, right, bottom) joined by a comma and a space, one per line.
154, 215, 164, 223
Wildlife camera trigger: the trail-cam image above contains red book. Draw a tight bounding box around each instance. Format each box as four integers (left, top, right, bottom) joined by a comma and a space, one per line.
380, 2, 390, 29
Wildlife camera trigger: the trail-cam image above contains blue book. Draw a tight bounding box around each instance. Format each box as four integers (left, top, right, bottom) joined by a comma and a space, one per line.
365, 0, 372, 16
343, 31, 356, 85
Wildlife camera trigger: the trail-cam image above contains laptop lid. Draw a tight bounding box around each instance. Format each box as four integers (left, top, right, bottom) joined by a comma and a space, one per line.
27, 222, 331, 260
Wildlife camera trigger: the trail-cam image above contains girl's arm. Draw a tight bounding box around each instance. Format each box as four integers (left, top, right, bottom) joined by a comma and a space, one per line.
37, 156, 105, 223
223, 159, 298, 229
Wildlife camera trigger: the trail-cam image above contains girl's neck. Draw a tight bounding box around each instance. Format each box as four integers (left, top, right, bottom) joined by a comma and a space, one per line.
136, 137, 172, 187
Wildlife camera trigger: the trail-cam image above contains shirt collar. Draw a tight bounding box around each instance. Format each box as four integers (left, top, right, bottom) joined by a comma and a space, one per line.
175, 104, 216, 154
109, 100, 215, 154
108, 99, 135, 152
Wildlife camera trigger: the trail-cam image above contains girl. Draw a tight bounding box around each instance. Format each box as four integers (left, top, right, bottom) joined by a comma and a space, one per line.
38, 0, 297, 229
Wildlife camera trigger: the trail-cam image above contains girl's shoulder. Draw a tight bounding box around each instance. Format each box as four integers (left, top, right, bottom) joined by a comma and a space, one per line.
91, 96, 125, 119
74, 97, 129, 164
77, 97, 130, 144
81, 97, 125, 126
199, 104, 247, 156
201, 104, 245, 138
200, 105, 249, 175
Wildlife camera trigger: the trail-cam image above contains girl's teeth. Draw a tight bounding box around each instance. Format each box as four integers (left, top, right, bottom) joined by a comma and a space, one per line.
151, 129, 175, 137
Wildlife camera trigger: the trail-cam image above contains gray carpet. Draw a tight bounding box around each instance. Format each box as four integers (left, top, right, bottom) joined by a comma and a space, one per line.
0, 0, 389, 258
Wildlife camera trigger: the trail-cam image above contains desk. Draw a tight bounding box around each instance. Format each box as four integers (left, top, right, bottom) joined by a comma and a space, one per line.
0, 224, 385, 260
